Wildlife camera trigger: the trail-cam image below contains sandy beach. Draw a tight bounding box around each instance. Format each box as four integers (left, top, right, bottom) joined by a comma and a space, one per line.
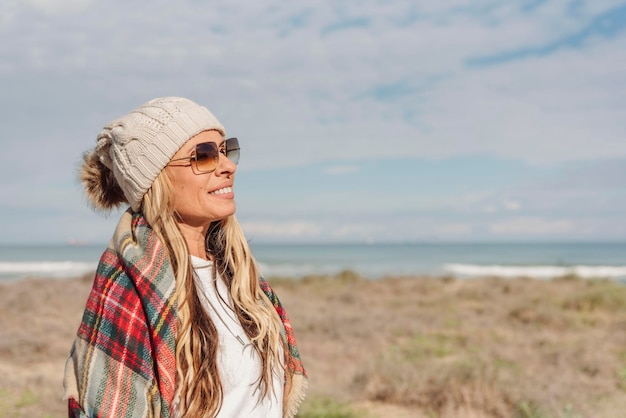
1, 271, 626, 418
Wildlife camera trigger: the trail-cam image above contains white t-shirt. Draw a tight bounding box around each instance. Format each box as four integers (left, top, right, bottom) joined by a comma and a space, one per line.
186, 255, 284, 417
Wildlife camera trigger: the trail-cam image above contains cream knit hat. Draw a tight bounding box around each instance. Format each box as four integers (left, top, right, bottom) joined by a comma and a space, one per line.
93, 97, 225, 211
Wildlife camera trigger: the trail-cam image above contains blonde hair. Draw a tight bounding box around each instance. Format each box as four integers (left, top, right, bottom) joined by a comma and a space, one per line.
142, 169, 287, 417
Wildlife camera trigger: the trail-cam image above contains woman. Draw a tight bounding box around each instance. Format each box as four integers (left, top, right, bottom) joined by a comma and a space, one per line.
64, 97, 307, 417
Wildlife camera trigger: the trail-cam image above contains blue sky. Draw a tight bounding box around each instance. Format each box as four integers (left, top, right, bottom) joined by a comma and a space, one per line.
0, 0, 625, 244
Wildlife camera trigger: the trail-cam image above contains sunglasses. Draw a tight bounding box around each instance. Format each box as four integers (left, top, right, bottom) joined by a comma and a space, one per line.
169, 137, 240, 173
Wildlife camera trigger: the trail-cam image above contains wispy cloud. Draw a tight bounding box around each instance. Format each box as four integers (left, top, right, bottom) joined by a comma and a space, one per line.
490, 217, 574, 235
323, 165, 359, 175
0, 0, 624, 242
321, 16, 371, 36
467, 3, 626, 66
241, 221, 321, 238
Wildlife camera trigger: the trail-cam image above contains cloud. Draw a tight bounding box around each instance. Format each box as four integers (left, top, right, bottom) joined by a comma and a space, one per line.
329, 223, 385, 239
2, 1, 624, 167
321, 16, 372, 36
490, 217, 573, 235
503, 200, 521, 211
1, 0, 625, 243
23, 0, 94, 14
5, 2, 626, 166
323, 165, 359, 175
435, 223, 473, 236
483, 205, 498, 214
241, 221, 321, 238
467, 3, 626, 66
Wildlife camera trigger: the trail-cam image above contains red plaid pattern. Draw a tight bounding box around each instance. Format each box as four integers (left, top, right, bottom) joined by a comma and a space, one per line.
64, 210, 306, 418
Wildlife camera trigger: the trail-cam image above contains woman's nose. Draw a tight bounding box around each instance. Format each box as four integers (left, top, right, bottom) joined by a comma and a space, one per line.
215, 152, 237, 176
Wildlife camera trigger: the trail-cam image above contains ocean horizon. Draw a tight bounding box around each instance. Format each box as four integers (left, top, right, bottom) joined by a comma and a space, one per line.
1, 241, 625, 282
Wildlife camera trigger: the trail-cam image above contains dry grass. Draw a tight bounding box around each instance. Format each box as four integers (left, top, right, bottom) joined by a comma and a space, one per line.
278, 273, 626, 418
1, 272, 626, 417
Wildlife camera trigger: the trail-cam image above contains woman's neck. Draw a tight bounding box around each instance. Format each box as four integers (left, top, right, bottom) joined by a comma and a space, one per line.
177, 223, 209, 260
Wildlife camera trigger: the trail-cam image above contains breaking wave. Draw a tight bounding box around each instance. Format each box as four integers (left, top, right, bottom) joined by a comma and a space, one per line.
443, 264, 626, 279
0, 261, 97, 280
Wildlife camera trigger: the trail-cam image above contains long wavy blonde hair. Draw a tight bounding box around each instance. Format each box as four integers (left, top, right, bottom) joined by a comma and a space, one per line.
141, 169, 288, 417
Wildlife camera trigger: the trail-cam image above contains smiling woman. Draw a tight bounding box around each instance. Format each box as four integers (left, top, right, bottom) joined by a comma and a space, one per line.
63, 97, 307, 418
166, 130, 239, 257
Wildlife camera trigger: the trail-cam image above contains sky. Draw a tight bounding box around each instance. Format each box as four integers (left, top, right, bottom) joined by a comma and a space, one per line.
0, 0, 625, 244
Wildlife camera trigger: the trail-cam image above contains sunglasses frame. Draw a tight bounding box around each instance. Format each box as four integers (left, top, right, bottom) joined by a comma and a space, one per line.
169, 137, 240, 173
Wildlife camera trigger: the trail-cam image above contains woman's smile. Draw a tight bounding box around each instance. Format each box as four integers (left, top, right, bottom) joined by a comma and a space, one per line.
209, 185, 234, 196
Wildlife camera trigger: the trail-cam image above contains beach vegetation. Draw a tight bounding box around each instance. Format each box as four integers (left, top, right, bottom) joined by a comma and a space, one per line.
296, 396, 371, 418
516, 401, 582, 418
561, 279, 626, 313
268, 269, 364, 293
2, 273, 626, 417
516, 401, 550, 418
617, 367, 626, 392
0, 389, 45, 418
300, 269, 363, 285
14, 390, 37, 408
0, 390, 8, 417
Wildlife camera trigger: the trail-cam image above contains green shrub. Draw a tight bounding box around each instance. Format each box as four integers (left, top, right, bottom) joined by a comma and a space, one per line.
297, 397, 371, 418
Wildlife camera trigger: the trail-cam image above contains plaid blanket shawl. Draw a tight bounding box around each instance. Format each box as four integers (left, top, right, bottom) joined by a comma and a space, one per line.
64, 210, 307, 418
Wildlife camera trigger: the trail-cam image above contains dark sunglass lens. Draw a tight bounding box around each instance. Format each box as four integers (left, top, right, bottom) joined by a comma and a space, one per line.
227, 149, 240, 165
194, 142, 219, 172
225, 138, 240, 164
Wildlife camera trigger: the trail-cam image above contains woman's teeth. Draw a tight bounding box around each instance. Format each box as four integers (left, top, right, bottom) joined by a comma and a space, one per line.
209, 187, 232, 195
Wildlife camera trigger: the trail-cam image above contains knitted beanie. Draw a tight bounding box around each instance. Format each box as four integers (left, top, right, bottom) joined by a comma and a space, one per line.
94, 97, 225, 211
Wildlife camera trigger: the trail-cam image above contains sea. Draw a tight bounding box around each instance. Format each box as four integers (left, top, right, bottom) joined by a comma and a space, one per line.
1, 242, 625, 283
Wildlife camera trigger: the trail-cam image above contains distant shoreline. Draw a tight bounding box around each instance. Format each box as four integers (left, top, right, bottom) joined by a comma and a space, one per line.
2, 242, 626, 282
3, 267, 626, 285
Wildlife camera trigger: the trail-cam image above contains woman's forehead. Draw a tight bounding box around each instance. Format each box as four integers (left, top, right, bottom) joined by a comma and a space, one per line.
172, 130, 224, 159
189, 129, 224, 144
179, 130, 224, 152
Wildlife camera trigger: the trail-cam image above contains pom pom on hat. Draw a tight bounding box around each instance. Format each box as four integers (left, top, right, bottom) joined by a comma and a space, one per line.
80, 97, 225, 211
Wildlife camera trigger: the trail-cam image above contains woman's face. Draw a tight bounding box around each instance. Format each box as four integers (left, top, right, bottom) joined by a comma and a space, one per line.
167, 130, 237, 228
